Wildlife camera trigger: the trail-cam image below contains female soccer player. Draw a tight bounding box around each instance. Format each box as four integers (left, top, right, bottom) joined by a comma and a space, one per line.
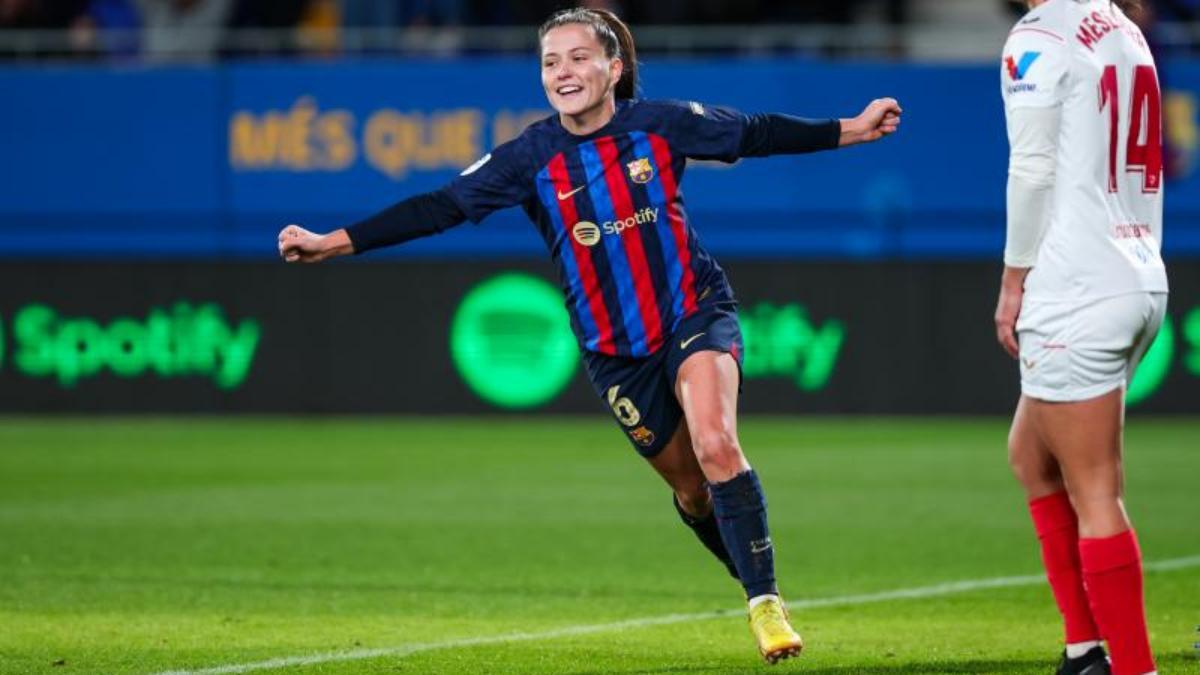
280, 8, 900, 664
996, 1, 1167, 674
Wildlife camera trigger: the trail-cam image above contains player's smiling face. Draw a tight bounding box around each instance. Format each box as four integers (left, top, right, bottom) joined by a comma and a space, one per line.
540, 24, 621, 120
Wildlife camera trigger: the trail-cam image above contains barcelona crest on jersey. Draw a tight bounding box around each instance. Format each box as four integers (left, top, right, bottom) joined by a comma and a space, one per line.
627, 157, 654, 184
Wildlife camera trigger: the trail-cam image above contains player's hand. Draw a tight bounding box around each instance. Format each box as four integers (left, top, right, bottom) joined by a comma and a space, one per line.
994, 270, 1027, 359
278, 225, 353, 263
840, 98, 902, 146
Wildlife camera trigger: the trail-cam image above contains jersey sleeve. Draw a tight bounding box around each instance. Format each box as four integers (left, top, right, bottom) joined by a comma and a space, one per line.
444, 137, 533, 224
656, 99, 749, 163
1001, 26, 1070, 111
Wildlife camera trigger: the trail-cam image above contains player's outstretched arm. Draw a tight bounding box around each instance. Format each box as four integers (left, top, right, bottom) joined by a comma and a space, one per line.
838, 98, 902, 147
732, 98, 899, 155
277, 189, 468, 263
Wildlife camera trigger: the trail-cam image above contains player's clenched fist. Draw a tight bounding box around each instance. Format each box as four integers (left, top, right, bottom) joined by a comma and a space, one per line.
277, 225, 353, 263
838, 97, 902, 147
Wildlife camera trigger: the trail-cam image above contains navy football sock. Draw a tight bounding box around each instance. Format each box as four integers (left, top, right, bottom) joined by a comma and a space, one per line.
673, 494, 739, 580
709, 469, 778, 599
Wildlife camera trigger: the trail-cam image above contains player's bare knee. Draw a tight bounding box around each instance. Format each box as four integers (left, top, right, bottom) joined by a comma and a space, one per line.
692, 428, 745, 476
1069, 493, 1130, 538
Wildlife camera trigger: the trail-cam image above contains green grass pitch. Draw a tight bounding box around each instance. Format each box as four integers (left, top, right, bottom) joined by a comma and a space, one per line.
0, 417, 1197, 674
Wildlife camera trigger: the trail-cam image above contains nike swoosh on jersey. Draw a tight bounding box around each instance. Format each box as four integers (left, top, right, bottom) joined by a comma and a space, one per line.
680, 332, 706, 349
557, 185, 585, 200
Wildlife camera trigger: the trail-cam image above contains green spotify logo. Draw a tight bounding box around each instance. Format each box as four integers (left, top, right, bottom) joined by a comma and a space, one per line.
450, 273, 579, 409
448, 275, 848, 410
0, 302, 260, 389
1127, 318, 1173, 406
446, 274, 1197, 410
1127, 307, 1200, 406
740, 302, 844, 391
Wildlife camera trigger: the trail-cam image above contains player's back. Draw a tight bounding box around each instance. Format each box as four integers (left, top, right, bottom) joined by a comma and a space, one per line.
1002, 0, 1168, 301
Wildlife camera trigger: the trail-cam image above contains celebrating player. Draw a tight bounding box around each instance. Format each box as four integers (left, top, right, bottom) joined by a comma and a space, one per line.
280, 8, 899, 664
996, 1, 1168, 674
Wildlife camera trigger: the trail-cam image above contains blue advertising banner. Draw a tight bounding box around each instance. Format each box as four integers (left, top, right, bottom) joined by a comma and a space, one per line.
1, 58, 1198, 258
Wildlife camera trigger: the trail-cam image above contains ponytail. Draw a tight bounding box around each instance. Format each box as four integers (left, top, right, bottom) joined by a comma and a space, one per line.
591, 9, 638, 100
538, 7, 640, 100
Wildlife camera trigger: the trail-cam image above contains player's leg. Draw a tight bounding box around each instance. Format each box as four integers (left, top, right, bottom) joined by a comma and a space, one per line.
646, 419, 739, 579
1023, 294, 1166, 675
1010, 395, 1104, 671
1011, 396, 1103, 651
1034, 390, 1129, 538
582, 348, 738, 578
1033, 390, 1154, 675
674, 350, 766, 586
673, 348, 801, 663
1009, 395, 1065, 500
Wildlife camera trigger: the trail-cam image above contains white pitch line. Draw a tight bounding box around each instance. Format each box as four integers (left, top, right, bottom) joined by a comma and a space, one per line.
152, 554, 1200, 675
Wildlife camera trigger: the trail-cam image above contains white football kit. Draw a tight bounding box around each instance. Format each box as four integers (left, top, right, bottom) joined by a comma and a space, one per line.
1001, 0, 1169, 401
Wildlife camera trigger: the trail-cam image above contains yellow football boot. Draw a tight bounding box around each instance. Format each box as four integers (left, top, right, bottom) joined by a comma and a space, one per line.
747, 595, 803, 664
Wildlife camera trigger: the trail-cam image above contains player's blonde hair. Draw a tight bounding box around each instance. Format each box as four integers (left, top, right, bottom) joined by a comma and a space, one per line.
538, 8, 639, 100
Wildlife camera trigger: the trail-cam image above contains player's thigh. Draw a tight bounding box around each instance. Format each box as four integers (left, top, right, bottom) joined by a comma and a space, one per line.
1028, 389, 1125, 500
672, 350, 747, 481
674, 350, 740, 438
1016, 294, 1164, 500
667, 304, 745, 443
1008, 395, 1063, 498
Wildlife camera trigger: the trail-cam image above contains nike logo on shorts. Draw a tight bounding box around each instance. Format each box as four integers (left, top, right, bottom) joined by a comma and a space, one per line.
680, 332, 706, 349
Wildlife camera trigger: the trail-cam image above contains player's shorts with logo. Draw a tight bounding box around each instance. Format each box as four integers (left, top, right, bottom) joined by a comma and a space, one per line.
1017, 292, 1167, 402
583, 300, 744, 458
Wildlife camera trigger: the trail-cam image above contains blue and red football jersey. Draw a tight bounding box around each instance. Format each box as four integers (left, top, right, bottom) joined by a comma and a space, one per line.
446, 99, 747, 357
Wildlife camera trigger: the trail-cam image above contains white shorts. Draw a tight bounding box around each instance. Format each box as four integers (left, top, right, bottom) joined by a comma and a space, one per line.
1016, 292, 1168, 402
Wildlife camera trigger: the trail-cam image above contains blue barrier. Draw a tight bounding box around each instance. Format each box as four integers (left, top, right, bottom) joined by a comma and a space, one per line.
1, 58, 1198, 259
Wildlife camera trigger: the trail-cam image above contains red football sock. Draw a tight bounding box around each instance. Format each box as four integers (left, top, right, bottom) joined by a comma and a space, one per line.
1080, 530, 1156, 675
1028, 492, 1100, 644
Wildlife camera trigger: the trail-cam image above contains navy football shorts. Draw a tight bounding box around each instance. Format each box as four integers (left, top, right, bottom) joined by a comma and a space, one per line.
583, 301, 744, 458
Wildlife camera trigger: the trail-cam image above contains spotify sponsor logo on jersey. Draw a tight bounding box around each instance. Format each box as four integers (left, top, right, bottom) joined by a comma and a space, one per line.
571, 221, 601, 247
571, 207, 660, 247
0, 302, 261, 389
